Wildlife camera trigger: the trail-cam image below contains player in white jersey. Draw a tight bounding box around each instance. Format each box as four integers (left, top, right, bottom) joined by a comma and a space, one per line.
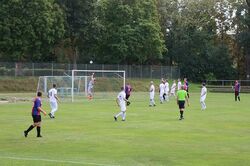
170, 80, 177, 97
114, 87, 128, 121
87, 73, 95, 100
48, 84, 59, 118
177, 78, 182, 91
200, 83, 207, 111
163, 79, 170, 102
159, 80, 165, 104
149, 81, 156, 107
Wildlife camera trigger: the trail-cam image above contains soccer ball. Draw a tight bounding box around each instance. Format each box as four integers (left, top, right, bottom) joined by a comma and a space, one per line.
90, 60, 93, 64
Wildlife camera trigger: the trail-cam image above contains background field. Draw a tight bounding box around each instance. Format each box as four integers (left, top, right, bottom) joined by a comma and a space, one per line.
0, 92, 250, 166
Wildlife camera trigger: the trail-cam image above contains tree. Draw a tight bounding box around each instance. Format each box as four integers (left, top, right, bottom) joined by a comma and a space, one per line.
157, 0, 236, 81
0, 0, 65, 62
235, 0, 250, 79
54, 0, 97, 65
93, 0, 165, 64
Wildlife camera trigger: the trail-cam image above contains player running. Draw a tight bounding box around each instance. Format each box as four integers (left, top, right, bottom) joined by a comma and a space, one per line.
87, 73, 95, 100
149, 81, 156, 107
24, 92, 47, 137
200, 83, 207, 111
170, 80, 177, 97
163, 79, 169, 102
177, 86, 189, 120
48, 84, 59, 119
177, 78, 182, 91
114, 87, 128, 121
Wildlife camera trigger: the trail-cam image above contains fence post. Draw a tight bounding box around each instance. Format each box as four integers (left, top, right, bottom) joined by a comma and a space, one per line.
161, 65, 163, 78
178, 67, 181, 78
51, 62, 54, 76
140, 65, 142, 78
32, 63, 34, 76
102, 64, 104, 77
15, 62, 17, 77
170, 66, 172, 80
150, 65, 152, 79
129, 65, 132, 78
68, 64, 71, 75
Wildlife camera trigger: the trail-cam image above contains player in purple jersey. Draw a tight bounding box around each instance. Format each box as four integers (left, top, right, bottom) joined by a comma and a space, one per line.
184, 78, 189, 98
125, 83, 132, 100
234, 80, 240, 101
24, 92, 47, 138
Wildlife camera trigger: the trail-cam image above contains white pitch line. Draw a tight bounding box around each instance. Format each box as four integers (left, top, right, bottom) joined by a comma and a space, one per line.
0, 156, 120, 166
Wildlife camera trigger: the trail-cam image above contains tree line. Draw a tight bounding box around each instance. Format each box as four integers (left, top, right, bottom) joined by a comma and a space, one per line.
0, 0, 249, 81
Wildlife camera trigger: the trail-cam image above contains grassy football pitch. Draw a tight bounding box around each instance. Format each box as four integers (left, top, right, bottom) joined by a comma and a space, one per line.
0, 92, 249, 166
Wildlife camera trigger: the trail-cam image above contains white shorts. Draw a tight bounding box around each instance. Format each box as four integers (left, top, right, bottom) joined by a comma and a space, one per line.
150, 92, 155, 99
50, 101, 58, 110
200, 97, 206, 102
88, 87, 93, 95
120, 105, 126, 112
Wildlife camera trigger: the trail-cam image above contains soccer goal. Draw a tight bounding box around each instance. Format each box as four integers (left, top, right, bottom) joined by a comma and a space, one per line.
71, 70, 126, 102
37, 75, 91, 100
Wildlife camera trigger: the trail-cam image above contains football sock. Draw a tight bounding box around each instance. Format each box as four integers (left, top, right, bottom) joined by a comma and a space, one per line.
37, 126, 41, 136
122, 112, 126, 120
116, 112, 123, 118
238, 96, 240, 101
180, 111, 183, 118
26, 125, 34, 133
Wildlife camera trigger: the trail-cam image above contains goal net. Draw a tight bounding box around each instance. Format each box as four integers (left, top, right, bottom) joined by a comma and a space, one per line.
71, 70, 126, 102
37, 75, 91, 100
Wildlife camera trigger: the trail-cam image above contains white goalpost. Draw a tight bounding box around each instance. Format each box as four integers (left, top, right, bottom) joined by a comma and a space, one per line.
71, 70, 126, 102
37, 75, 90, 99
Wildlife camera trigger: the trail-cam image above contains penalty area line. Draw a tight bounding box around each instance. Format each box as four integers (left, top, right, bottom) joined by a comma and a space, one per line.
0, 156, 120, 166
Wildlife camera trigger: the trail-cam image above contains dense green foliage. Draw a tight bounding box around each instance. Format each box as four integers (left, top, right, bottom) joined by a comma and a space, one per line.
0, 0, 65, 61
235, 0, 250, 78
93, 0, 165, 64
0, 0, 250, 80
0, 92, 250, 165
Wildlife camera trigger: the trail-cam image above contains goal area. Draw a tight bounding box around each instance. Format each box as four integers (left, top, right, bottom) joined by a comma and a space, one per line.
37, 75, 91, 100
71, 70, 126, 102
37, 70, 125, 102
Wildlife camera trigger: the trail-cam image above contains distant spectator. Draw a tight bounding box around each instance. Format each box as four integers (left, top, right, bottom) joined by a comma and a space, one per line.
234, 80, 240, 101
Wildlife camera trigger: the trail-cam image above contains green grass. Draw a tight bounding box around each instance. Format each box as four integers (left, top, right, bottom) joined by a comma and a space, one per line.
0, 92, 250, 166
0, 77, 37, 92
